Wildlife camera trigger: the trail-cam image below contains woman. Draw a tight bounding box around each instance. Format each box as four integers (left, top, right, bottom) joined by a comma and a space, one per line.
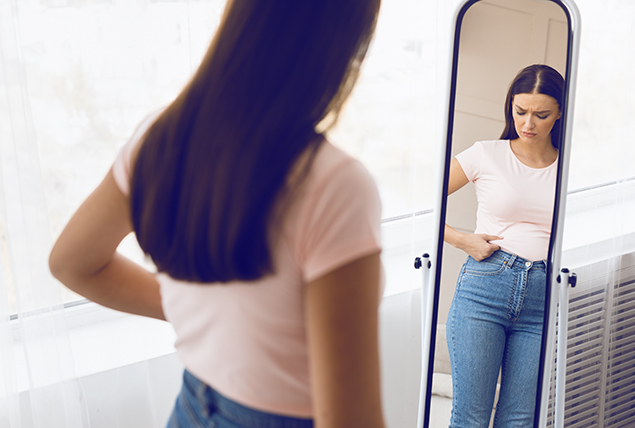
49, 2, 386, 428
445, 64, 564, 428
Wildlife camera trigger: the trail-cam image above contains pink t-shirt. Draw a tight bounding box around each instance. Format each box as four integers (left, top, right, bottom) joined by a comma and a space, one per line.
455, 140, 557, 261
112, 114, 382, 417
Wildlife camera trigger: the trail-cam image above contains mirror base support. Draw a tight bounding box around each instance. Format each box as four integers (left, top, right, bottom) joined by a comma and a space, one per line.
554, 268, 576, 428
415, 253, 432, 428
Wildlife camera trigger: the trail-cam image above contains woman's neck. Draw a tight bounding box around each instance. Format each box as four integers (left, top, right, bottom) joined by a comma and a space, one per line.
509, 138, 558, 168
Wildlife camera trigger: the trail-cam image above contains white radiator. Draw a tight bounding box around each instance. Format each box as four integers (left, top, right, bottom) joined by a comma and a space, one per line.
546, 253, 635, 427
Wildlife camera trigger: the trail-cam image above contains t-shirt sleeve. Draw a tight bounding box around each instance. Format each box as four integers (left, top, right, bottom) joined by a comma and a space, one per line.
299, 159, 382, 284
112, 110, 163, 196
455, 141, 483, 182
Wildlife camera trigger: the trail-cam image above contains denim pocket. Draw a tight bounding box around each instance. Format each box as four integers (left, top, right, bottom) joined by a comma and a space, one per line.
463, 254, 507, 276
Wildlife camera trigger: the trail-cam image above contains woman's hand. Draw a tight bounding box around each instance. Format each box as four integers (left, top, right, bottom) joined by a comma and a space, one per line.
455, 233, 503, 261
445, 225, 503, 261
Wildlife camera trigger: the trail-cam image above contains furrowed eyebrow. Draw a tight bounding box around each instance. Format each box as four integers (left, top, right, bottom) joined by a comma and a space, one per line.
514, 105, 552, 114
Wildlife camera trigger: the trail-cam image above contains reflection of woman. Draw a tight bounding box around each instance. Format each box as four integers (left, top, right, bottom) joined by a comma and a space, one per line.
445, 64, 564, 427
49, 2, 387, 427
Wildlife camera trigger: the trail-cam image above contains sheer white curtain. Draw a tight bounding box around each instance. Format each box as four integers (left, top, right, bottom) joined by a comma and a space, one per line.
0, 0, 207, 426
0, 0, 88, 425
0, 0, 446, 427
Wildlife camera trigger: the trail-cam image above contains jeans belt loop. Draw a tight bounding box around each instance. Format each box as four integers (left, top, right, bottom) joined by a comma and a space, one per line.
507, 253, 517, 268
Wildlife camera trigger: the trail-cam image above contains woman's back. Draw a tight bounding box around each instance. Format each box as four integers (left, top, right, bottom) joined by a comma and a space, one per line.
50, 1, 387, 426
113, 117, 382, 416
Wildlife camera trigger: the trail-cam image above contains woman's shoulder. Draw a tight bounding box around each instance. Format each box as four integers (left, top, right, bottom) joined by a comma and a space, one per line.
295, 139, 380, 227
458, 139, 508, 156
474, 139, 510, 150
469, 139, 511, 159
112, 109, 164, 196
312, 140, 356, 169
309, 140, 377, 195
292, 140, 382, 282
455, 140, 511, 175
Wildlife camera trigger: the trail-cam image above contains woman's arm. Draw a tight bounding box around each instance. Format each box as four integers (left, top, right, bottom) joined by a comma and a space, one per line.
49, 168, 165, 320
445, 158, 502, 261
305, 252, 385, 428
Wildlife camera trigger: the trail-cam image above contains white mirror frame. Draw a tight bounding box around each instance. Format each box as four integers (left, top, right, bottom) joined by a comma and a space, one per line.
537, 1, 581, 427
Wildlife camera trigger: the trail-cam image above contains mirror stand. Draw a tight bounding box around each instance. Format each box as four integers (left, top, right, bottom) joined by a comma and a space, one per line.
417, 1, 581, 427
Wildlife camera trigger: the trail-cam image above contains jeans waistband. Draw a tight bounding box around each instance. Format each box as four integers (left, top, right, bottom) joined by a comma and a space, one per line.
489, 250, 547, 270
184, 370, 314, 428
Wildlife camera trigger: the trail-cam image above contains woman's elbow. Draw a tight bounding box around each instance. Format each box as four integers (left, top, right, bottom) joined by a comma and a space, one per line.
48, 240, 81, 285
48, 243, 68, 282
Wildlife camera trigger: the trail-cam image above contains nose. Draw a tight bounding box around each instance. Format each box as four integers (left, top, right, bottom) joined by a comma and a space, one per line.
525, 114, 536, 130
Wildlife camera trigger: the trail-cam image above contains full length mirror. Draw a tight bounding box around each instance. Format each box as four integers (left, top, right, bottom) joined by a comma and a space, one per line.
423, 1, 576, 427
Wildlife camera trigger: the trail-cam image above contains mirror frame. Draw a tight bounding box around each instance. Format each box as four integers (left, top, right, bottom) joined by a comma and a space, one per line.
418, 1, 581, 427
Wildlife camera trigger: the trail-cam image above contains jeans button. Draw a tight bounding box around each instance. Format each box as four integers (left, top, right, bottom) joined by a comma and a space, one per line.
525, 261, 532, 268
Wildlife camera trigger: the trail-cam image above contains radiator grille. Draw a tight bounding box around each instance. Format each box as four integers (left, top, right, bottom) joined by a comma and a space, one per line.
604, 278, 635, 428
545, 258, 635, 428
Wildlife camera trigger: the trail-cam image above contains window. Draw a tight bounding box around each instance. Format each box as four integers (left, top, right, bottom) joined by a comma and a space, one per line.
6, 0, 634, 313
5, 0, 443, 311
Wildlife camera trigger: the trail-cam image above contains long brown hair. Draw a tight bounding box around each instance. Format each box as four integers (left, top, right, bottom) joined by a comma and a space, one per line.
500, 64, 564, 149
130, 1, 380, 282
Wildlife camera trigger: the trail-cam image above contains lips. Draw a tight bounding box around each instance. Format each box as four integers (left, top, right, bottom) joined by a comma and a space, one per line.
522, 132, 536, 138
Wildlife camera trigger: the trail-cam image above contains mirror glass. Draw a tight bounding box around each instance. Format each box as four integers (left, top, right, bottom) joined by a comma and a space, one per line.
427, 1, 571, 427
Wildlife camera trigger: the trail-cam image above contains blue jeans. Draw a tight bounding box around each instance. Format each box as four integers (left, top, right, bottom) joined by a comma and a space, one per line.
446, 250, 546, 428
167, 370, 314, 428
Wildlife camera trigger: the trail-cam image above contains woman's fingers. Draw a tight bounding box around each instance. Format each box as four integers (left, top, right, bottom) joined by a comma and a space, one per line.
482, 234, 504, 242
469, 234, 502, 261
454, 232, 504, 261
481, 242, 500, 260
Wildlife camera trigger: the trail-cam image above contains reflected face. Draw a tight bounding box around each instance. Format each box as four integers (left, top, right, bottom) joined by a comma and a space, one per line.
512, 93, 561, 146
